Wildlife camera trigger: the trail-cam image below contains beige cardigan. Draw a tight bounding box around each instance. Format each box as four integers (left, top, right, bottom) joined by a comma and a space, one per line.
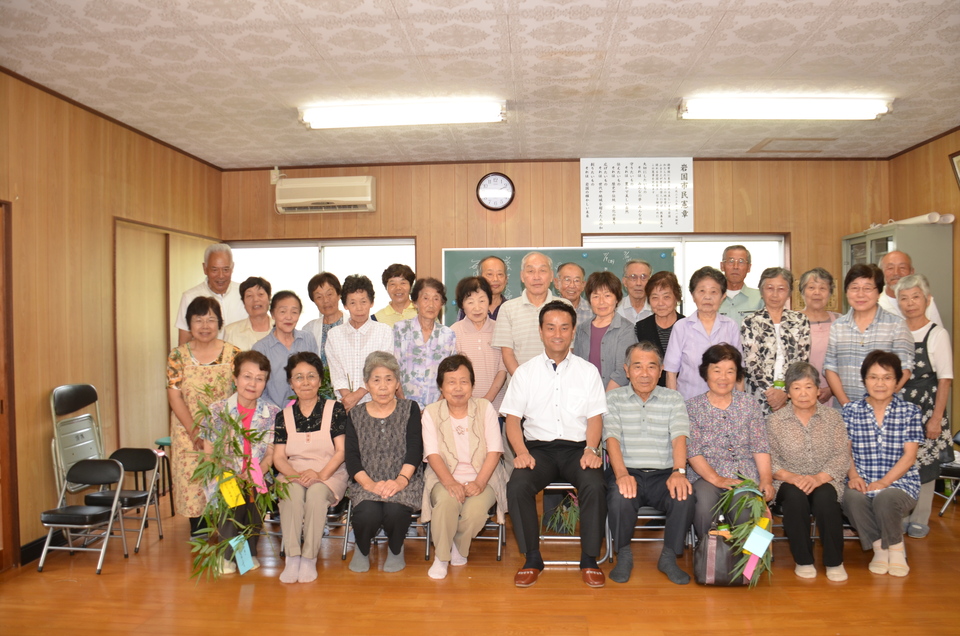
420, 397, 508, 523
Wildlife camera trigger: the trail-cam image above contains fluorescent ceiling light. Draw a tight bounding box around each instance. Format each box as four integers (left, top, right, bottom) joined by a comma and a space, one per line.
678, 97, 891, 120
299, 99, 505, 129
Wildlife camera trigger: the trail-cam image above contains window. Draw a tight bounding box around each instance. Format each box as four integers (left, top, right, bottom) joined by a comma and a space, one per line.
229, 239, 416, 323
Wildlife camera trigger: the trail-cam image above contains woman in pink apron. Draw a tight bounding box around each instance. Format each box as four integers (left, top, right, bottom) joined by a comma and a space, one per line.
273, 351, 349, 583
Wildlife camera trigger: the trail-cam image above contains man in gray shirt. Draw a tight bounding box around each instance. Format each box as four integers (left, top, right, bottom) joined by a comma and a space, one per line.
718, 244, 762, 325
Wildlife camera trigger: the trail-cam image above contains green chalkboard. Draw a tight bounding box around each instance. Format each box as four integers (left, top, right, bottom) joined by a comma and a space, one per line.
441, 247, 675, 326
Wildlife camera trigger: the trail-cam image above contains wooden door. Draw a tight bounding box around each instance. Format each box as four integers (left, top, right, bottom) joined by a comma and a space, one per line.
0, 202, 19, 570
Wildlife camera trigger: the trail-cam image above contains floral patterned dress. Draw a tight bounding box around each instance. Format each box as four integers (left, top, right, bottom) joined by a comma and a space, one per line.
740, 308, 811, 415
393, 317, 458, 409
166, 342, 239, 517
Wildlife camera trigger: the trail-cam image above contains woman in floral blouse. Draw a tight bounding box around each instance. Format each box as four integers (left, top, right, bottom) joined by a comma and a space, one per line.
393, 278, 458, 409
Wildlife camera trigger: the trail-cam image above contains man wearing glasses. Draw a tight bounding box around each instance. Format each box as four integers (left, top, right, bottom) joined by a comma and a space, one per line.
718, 245, 763, 325
554, 262, 593, 328
618, 260, 653, 324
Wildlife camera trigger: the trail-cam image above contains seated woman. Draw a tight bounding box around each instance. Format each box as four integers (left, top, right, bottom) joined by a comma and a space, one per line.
842, 350, 923, 577
394, 277, 458, 408
202, 350, 280, 574
765, 362, 849, 582
422, 355, 507, 580
273, 352, 349, 584
223, 276, 273, 351
740, 267, 811, 415
686, 344, 773, 538
573, 271, 638, 391
345, 351, 425, 573
252, 291, 319, 407
897, 274, 954, 538
635, 271, 684, 387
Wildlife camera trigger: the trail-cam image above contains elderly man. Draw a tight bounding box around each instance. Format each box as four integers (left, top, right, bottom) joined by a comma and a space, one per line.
555, 262, 593, 327
502, 301, 608, 588
175, 243, 245, 345
877, 250, 943, 325
493, 251, 569, 375
604, 341, 694, 585
718, 244, 763, 325
617, 260, 653, 324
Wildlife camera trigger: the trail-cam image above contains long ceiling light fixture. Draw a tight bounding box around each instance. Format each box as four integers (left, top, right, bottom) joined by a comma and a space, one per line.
299, 99, 506, 129
678, 97, 892, 120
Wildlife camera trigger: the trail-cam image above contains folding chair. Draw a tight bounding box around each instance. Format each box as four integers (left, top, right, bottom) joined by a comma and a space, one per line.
265, 496, 352, 559
539, 481, 612, 566
38, 459, 128, 574
471, 504, 507, 561
936, 431, 960, 516
341, 499, 431, 560
85, 448, 163, 553
50, 384, 105, 495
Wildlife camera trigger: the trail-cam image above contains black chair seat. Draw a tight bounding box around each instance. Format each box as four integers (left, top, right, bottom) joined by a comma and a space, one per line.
940, 464, 960, 479
85, 489, 149, 508
41, 505, 114, 526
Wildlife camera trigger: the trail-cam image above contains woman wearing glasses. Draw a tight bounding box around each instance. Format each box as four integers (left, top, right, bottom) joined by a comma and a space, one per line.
823, 264, 914, 406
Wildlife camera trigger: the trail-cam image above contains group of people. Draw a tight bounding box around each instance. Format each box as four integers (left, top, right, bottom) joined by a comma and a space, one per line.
165, 242, 953, 587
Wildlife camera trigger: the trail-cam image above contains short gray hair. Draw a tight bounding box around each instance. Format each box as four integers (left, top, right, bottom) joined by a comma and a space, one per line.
521, 251, 553, 272
895, 273, 931, 299
624, 340, 662, 366
363, 350, 401, 383
758, 267, 794, 291
622, 259, 651, 276
204, 243, 233, 265
799, 268, 835, 295
784, 362, 820, 391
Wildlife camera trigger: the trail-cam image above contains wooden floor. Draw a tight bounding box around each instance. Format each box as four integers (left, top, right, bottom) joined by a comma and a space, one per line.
2, 496, 958, 635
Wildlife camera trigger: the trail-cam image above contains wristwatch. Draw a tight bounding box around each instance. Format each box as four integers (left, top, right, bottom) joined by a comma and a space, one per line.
672, 467, 686, 475
585, 446, 601, 457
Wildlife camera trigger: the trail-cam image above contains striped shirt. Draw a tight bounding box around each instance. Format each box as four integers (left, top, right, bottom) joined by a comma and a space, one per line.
324, 319, 394, 405
843, 395, 922, 499
492, 290, 568, 368
823, 306, 914, 402
603, 385, 690, 470
452, 317, 507, 410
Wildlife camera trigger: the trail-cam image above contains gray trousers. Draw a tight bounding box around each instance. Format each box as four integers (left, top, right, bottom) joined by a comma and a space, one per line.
693, 480, 753, 539
607, 467, 694, 555
842, 487, 916, 550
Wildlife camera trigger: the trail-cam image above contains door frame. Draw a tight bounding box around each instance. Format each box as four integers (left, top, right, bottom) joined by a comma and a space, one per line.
0, 200, 20, 571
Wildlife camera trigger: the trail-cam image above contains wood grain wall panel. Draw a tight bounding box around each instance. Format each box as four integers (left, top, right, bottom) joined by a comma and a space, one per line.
0, 73, 221, 543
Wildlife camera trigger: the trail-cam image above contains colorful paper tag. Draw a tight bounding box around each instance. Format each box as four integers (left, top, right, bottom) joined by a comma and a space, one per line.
228, 535, 253, 575
219, 471, 245, 508
743, 524, 774, 557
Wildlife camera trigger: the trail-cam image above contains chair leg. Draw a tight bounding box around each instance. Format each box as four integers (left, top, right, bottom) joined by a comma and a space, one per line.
939, 480, 959, 516
424, 521, 431, 561
117, 507, 129, 558
497, 523, 504, 561
37, 529, 56, 572
96, 518, 115, 575
341, 500, 353, 560
154, 490, 165, 540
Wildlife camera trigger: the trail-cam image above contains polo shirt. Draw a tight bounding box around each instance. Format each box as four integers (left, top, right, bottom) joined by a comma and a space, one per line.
373, 301, 418, 327
603, 385, 689, 469
616, 296, 652, 324
491, 290, 569, 368
719, 286, 763, 325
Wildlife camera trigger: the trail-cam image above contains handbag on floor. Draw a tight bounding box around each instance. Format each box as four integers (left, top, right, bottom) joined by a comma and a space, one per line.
693, 523, 748, 586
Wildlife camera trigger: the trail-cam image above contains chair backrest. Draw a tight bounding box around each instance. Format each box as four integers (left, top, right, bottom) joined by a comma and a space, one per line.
109, 448, 158, 473
65, 459, 123, 487
51, 384, 99, 416
50, 384, 105, 493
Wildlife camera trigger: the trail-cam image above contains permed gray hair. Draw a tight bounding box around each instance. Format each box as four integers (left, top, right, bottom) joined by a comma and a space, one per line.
895, 273, 931, 299
784, 361, 820, 391
204, 243, 233, 265
799, 267, 836, 295
758, 267, 794, 291
363, 350, 401, 383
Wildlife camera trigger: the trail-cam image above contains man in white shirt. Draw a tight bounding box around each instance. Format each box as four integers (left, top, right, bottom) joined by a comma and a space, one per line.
878, 250, 943, 325
175, 243, 245, 344
324, 274, 394, 411
617, 259, 653, 324
502, 301, 608, 588
718, 245, 763, 325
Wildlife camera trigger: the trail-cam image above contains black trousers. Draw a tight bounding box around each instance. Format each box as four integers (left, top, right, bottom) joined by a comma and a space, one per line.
219, 501, 262, 558
777, 482, 844, 567
507, 440, 606, 557
352, 500, 413, 556
606, 467, 694, 555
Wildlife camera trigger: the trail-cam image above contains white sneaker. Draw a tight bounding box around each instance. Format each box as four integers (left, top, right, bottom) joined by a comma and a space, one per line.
220, 557, 237, 574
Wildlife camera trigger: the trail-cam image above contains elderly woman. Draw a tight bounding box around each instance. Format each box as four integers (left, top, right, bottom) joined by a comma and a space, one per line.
824, 264, 913, 407
345, 351, 425, 573
686, 344, 773, 538
573, 271, 638, 390
167, 296, 241, 535
664, 266, 742, 400
394, 278, 458, 408
740, 267, 811, 415
422, 355, 507, 580
252, 291, 319, 407
635, 271, 685, 387
897, 274, 954, 539
223, 277, 273, 351
272, 351, 349, 583
302, 272, 344, 401
766, 362, 849, 581
799, 268, 841, 404
842, 350, 922, 577
451, 276, 507, 409
201, 350, 280, 574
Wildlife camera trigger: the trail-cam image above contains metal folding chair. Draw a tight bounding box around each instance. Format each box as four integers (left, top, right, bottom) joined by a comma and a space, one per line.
50, 384, 105, 494
85, 448, 164, 553
539, 481, 612, 566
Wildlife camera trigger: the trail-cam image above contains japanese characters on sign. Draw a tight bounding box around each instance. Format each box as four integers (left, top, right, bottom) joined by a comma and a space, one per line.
581, 158, 694, 233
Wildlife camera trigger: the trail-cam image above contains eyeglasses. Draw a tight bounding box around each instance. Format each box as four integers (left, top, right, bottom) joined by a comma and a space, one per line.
292, 373, 320, 383
722, 258, 749, 266
559, 277, 583, 285
625, 274, 649, 282
847, 285, 877, 294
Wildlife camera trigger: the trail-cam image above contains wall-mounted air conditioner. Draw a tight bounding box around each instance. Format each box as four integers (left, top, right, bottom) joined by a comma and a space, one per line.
275, 176, 376, 214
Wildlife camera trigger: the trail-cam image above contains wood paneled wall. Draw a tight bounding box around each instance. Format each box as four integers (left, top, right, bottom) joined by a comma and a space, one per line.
0, 73, 221, 542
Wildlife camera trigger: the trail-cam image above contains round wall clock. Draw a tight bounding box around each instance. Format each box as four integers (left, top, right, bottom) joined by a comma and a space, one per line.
477, 172, 515, 211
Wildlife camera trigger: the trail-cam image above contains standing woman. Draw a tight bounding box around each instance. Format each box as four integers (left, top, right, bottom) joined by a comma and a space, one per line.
635, 271, 684, 387
345, 352, 425, 573
451, 276, 507, 410
394, 278, 458, 409
223, 276, 273, 351
799, 268, 841, 404
897, 274, 953, 538
740, 267, 811, 415
302, 272, 344, 400
167, 296, 241, 535
573, 271, 638, 390
273, 352, 349, 583
253, 291, 319, 407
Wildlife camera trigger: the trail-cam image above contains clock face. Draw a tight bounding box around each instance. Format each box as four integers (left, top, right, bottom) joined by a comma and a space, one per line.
477, 172, 515, 211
